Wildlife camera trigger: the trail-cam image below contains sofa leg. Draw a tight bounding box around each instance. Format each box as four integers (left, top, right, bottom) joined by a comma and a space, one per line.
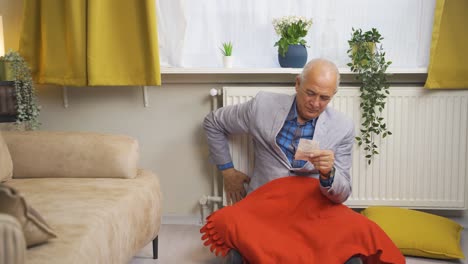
152, 236, 158, 259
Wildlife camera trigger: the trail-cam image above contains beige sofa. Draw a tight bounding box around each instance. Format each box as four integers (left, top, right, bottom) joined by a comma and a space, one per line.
0, 130, 162, 264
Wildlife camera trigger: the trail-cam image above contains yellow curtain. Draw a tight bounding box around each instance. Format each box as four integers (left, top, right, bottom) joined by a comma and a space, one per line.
425, 0, 468, 89
19, 0, 161, 86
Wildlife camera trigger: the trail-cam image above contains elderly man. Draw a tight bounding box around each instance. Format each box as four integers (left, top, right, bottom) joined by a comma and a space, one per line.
204, 58, 354, 204
203, 58, 360, 263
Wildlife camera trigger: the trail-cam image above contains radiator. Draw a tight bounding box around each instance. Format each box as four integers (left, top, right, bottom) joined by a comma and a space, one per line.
222, 86, 468, 209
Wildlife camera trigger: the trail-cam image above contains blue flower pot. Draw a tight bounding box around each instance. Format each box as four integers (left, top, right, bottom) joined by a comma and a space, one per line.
278, 44, 308, 68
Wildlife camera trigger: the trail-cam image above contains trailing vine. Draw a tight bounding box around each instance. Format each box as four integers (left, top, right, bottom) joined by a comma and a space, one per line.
347, 28, 392, 165
2, 50, 41, 130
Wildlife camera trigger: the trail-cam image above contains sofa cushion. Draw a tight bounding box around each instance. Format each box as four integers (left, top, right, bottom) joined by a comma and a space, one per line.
5, 169, 161, 264
0, 131, 13, 182
0, 184, 57, 247
2, 131, 139, 179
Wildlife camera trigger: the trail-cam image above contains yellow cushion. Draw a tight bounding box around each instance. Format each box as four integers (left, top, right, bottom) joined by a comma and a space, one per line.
361, 206, 464, 259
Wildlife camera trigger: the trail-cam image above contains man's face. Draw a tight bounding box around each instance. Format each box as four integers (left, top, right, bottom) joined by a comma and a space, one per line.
294, 73, 336, 122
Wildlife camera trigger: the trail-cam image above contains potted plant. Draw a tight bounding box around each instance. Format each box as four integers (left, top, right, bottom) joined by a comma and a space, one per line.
220, 41, 233, 68
272, 15, 313, 68
347, 28, 392, 165
0, 50, 41, 130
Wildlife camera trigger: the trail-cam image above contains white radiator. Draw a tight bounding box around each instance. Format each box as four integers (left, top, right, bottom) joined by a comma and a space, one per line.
222, 86, 468, 209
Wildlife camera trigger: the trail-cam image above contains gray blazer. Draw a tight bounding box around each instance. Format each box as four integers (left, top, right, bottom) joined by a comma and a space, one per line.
204, 91, 355, 203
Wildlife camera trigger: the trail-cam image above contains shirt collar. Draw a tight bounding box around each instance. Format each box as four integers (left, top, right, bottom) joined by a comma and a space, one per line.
287, 97, 318, 125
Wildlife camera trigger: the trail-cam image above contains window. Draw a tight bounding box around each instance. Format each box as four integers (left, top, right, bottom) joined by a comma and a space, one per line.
156, 0, 435, 69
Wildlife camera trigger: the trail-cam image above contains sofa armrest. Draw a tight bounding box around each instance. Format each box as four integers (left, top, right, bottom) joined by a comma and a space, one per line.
0, 214, 25, 264
2, 131, 139, 179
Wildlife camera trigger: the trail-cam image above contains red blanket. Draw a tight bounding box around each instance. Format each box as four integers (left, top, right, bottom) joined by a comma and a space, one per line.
200, 176, 405, 264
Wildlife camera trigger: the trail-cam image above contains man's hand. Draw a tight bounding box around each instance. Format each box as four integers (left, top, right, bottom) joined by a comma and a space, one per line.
221, 168, 251, 205
308, 150, 335, 177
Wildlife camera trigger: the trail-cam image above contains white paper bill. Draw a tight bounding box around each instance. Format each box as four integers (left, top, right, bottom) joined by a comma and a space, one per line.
294, 139, 320, 161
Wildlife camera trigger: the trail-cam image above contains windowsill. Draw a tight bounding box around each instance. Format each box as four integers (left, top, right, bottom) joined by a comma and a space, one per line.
161, 67, 428, 75
160, 67, 428, 84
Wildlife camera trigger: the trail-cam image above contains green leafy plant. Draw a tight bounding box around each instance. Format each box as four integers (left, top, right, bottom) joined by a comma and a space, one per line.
220, 42, 233, 56
347, 28, 392, 165
273, 16, 313, 57
0, 50, 41, 130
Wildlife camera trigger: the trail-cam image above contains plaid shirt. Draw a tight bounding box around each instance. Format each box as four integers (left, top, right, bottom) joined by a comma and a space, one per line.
217, 98, 333, 187
276, 99, 317, 168
217, 99, 317, 171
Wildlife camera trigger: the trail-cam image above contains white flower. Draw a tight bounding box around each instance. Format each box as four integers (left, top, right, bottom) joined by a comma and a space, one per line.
272, 15, 313, 36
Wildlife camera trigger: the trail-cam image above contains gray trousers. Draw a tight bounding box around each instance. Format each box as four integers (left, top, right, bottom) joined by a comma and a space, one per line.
223, 249, 363, 264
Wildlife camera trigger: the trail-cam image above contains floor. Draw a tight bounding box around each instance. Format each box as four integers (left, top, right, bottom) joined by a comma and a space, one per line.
130, 224, 467, 264
130, 224, 222, 264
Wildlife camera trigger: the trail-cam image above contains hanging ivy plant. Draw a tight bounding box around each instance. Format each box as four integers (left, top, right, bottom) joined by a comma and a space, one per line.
347, 28, 392, 165
1, 50, 41, 130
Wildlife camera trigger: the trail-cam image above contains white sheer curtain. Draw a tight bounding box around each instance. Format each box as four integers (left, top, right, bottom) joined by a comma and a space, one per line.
156, 0, 435, 69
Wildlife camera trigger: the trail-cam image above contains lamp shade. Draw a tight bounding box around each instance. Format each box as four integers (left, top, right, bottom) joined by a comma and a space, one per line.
0, 16, 4, 57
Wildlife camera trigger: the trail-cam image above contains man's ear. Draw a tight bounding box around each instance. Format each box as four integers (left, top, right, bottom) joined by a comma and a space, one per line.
295, 75, 301, 92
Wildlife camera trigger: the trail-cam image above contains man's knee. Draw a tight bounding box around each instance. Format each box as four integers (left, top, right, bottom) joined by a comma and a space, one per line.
345, 255, 363, 264
222, 249, 242, 264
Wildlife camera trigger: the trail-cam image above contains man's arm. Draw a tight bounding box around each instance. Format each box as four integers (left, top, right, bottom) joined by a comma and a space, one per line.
321, 122, 354, 203
203, 97, 255, 204
203, 98, 254, 165
308, 121, 354, 203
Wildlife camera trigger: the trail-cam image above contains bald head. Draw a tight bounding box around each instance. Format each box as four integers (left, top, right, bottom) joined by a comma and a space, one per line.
299, 58, 340, 92
294, 58, 340, 122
